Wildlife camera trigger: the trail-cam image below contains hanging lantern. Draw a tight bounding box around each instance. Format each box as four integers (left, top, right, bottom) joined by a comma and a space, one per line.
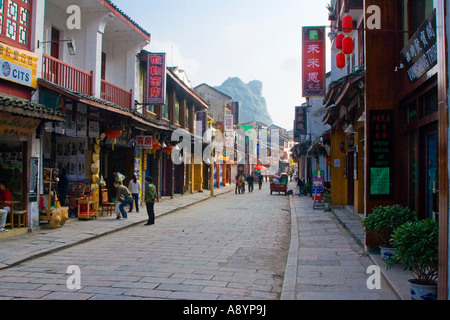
162, 145, 174, 155
105, 129, 122, 151
152, 139, 161, 151
336, 52, 346, 69
336, 33, 344, 50
342, 36, 354, 55
342, 14, 353, 33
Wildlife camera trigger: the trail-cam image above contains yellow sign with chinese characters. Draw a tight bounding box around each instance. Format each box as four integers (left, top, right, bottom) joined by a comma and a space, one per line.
0, 41, 38, 89
0, 113, 40, 137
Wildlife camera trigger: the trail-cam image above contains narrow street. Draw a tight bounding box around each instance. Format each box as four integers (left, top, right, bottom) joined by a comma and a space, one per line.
0, 184, 291, 300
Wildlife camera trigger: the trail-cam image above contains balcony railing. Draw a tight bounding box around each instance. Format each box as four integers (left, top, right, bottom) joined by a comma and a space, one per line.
42, 54, 133, 110
42, 54, 93, 96
101, 80, 133, 110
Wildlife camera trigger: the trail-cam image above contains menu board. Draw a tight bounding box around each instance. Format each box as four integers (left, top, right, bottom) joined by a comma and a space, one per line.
369, 110, 394, 197
29, 157, 38, 202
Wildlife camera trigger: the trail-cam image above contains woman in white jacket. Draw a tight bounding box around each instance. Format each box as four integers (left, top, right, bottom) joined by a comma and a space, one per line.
128, 174, 141, 213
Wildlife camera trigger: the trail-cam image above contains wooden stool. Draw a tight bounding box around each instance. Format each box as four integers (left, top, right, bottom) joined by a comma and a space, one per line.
14, 210, 27, 228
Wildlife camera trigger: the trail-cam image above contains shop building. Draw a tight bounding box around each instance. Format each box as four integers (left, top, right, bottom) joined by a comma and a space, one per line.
325, 0, 449, 298
1, 0, 66, 229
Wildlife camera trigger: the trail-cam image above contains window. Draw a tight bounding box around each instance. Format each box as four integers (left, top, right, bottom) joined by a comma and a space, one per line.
175, 97, 180, 125
405, 0, 435, 39
162, 93, 169, 119
0, 0, 32, 49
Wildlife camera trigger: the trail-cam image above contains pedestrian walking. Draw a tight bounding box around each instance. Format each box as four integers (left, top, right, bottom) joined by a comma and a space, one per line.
113, 180, 132, 219
246, 174, 254, 193
57, 168, 69, 207
235, 174, 241, 194
258, 174, 263, 190
240, 175, 246, 194
297, 178, 304, 197
128, 174, 141, 213
0, 180, 13, 232
144, 176, 158, 226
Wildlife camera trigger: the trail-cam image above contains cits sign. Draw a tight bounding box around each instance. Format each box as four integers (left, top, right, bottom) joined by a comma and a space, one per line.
0, 42, 38, 88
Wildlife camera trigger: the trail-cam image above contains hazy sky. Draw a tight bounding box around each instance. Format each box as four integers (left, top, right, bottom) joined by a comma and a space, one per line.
113, 0, 331, 130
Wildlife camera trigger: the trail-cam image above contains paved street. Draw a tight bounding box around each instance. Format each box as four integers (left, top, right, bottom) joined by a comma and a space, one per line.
283, 192, 398, 300
0, 181, 398, 300
0, 183, 291, 300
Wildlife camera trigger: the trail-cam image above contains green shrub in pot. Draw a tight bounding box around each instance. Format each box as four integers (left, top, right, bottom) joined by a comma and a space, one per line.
361, 204, 417, 248
386, 219, 438, 300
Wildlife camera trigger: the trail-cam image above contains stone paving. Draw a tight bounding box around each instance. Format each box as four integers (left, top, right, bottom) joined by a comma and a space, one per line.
0, 183, 291, 300
0, 180, 406, 300
281, 187, 398, 300
0, 186, 234, 270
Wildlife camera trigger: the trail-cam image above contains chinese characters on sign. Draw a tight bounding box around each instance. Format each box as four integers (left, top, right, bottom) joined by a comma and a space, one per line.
294, 106, 307, 142
400, 9, 437, 83
0, 41, 39, 88
135, 136, 153, 149
147, 53, 166, 105
302, 27, 326, 97
369, 110, 394, 197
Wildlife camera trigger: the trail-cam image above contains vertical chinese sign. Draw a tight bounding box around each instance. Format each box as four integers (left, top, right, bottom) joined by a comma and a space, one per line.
302, 27, 326, 97
369, 110, 394, 198
147, 53, 167, 105
294, 106, 307, 142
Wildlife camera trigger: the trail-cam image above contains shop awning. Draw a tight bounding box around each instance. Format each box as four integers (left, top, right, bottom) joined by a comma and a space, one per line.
0, 93, 66, 122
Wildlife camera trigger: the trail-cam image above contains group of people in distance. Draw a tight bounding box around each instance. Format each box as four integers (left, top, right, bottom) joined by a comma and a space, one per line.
235, 173, 264, 194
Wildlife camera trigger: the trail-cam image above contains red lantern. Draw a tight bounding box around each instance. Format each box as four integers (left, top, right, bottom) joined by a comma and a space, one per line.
152, 139, 161, 151
336, 33, 344, 50
336, 52, 346, 69
342, 14, 353, 33
105, 129, 121, 139
162, 145, 174, 153
105, 129, 122, 151
342, 36, 354, 55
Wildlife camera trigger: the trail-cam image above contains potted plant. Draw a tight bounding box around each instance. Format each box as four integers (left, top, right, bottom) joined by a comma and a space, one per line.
326, 3, 335, 20
322, 193, 331, 211
386, 219, 438, 300
303, 183, 311, 197
361, 205, 417, 262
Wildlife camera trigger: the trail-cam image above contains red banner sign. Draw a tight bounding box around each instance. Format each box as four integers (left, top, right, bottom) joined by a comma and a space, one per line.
302, 27, 326, 97
147, 53, 166, 105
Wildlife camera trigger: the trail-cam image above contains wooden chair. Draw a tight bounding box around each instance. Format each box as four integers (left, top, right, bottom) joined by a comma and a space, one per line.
14, 210, 27, 228
101, 189, 115, 217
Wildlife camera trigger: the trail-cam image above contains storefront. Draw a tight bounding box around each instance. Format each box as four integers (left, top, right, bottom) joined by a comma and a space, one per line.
0, 94, 65, 228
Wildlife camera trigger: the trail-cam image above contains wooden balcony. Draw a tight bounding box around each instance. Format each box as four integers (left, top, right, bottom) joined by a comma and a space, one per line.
101, 79, 133, 110
42, 54, 133, 110
42, 54, 93, 96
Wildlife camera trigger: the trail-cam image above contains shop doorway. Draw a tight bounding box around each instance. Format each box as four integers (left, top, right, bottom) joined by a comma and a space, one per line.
422, 127, 438, 220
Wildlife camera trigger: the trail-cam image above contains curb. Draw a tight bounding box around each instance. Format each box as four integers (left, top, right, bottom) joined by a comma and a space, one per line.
0, 189, 233, 271
280, 195, 299, 300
